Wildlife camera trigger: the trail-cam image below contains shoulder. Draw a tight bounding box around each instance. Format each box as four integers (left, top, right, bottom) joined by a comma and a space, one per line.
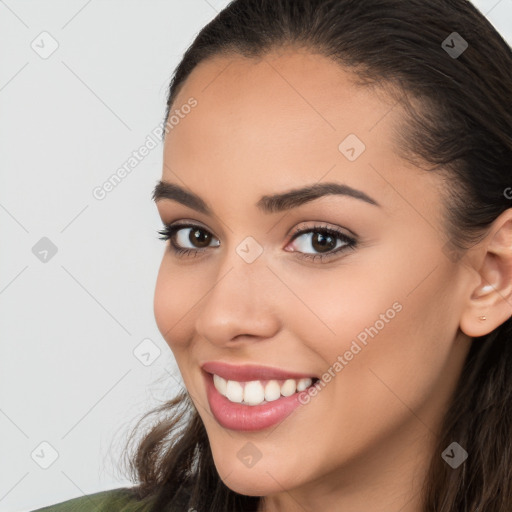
29, 487, 145, 512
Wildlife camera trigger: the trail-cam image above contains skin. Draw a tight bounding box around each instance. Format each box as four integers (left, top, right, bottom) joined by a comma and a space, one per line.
153, 48, 512, 512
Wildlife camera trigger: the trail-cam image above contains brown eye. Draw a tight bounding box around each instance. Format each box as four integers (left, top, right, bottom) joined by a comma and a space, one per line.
310, 232, 337, 253
189, 228, 212, 248
173, 226, 219, 250
157, 223, 220, 257
287, 224, 357, 263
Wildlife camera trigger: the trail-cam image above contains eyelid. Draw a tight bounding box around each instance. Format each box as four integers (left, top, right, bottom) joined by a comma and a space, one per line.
286, 222, 356, 252
158, 220, 358, 262
162, 219, 220, 239
288, 221, 357, 242
162, 221, 354, 242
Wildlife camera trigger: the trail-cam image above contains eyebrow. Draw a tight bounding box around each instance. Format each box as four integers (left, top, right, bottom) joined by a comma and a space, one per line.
152, 180, 380, 214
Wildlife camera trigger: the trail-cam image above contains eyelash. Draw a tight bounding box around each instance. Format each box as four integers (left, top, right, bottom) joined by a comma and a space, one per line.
157, 222, 357, 263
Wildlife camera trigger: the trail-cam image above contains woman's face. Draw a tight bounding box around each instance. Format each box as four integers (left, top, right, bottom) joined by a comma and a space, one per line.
153, 49, 474, 503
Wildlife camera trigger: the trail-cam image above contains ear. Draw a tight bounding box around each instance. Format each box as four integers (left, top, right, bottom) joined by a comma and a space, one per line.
459, 208, 512, 338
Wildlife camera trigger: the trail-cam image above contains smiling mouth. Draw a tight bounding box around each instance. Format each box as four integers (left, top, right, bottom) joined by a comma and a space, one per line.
212, 374, 320, 406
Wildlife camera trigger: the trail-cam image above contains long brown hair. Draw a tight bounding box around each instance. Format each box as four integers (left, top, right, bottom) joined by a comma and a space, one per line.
118, 1, 512, 510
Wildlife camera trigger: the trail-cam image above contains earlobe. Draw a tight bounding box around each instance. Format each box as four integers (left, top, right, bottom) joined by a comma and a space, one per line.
459, 211, 512, 338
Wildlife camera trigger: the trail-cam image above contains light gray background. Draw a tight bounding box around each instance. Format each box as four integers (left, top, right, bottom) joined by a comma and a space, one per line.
1, 1, 510, 511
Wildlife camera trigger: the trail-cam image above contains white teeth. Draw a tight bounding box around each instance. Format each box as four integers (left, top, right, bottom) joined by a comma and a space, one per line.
243, 380, 265, 405
264, 380, 281, 402
225, 380, 243, 403
281, 379, 296, 397
213, 375, 315, 406
297, 377, 312, 392
213, 374, 227, 395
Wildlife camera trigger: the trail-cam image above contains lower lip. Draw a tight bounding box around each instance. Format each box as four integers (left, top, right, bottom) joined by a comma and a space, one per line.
204, 372, 307, 431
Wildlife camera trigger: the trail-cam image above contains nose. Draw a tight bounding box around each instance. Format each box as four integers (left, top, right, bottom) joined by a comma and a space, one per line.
194, 252, 281, 346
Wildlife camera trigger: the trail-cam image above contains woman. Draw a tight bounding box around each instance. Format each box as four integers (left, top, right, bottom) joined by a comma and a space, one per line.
32, 0, 512, 510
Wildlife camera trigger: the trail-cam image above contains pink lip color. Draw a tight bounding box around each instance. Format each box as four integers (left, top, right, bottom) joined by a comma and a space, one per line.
201, 361, 316, 381
203, 371, 306, 431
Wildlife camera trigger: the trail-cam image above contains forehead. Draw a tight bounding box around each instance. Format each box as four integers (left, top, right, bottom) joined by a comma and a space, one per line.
167, 49, 400, 158
162, 49, 437, 218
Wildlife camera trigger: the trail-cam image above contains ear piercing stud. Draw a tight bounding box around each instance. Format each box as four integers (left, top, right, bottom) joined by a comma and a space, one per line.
478, 315, 487, 321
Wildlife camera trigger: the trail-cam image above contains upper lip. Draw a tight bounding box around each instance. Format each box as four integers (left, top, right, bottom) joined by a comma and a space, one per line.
201, 361, 317, 381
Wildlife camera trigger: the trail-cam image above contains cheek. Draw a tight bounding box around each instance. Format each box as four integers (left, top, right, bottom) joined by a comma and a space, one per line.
153, 257, 203, 348
278, 255, 402, 362
297, 241, 446, 361
287, 246, 457, 428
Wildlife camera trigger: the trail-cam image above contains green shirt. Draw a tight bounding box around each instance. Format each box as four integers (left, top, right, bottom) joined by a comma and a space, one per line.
30, 487, 155, 512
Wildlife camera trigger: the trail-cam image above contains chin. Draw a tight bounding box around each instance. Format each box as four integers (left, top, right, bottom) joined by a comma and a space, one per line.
219, 469, 289, 497
210, 449, 302, 497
